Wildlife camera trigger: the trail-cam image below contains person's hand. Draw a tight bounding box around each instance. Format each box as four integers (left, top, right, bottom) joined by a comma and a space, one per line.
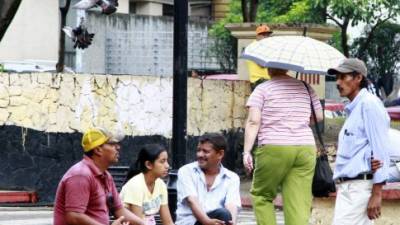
367, 193, 382, 220
205, 218, 225, 225
111, 216, 129, 225
243, 152, 253, 174
371, 158, 382, 173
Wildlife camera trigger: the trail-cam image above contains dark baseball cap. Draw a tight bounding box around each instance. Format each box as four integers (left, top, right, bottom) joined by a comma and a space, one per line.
327, 58, 367, 77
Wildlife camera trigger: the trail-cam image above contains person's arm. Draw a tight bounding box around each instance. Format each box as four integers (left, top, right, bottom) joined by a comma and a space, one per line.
363, 101, 390, 220
367, 183, 384, 220
224, 175, 241, 225
159, 205, 174, 225
65, 212, 105, 225
225, 203, 238, 225
363, 102, 390, 183
308, 85, 323, 124
186, 196, 225, 225
243, 107, 261, 173
114, 207, 145, 225
126, 204, 145, 219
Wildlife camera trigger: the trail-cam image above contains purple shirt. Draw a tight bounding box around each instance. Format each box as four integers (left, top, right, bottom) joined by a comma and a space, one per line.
53, 156, 123, 225
246, 76, 322, 146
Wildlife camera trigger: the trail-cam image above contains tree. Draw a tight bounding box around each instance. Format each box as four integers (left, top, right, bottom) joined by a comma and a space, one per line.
352, 22, 400, 96
0, 0, 22, 42
56, 0, 71, 72
210, 0, 327, 72
314, 0, 400, 57
242, 0, 259, 22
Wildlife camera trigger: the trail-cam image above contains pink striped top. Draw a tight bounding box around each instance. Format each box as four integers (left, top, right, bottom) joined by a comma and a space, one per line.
246, 76, 322, 146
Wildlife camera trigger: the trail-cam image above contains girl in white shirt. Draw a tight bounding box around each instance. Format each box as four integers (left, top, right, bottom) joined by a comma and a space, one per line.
120, 144, 174, 225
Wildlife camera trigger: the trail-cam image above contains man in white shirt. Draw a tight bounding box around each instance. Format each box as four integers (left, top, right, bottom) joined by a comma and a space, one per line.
175, 133, 241, 225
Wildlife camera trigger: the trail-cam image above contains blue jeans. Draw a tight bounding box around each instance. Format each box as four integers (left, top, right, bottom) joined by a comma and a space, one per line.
194, 208, 232, 225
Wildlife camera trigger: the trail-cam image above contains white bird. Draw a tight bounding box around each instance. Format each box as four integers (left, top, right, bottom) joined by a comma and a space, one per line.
62, 26, 76, 39
73, 0, 117, 15
73, 0, 98, 10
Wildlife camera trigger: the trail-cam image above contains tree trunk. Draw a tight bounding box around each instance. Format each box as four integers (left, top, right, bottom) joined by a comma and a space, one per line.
341, 18, 350, 57
249, 0, 258, 22
0, 0, 22, 42
56, 0, 71, 73
241, 0, 249, 22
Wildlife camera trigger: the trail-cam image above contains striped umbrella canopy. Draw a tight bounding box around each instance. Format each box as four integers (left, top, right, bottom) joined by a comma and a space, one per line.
242, 36, 345, 75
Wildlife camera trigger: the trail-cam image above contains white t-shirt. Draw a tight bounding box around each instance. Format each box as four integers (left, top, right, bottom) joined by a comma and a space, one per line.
120, 173, 168, 216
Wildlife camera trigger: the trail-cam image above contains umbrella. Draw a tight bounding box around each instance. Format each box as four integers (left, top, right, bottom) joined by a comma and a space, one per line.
242, 36, 345, 75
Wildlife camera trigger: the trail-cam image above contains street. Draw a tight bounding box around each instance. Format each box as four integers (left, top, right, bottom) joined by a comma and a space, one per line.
0, 207, 285, 225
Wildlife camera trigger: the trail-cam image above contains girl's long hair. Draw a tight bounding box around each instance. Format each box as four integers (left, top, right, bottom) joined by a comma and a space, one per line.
124, 144, 166, 183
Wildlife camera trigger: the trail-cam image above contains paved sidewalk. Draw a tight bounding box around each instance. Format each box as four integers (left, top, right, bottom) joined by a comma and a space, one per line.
0, 207, 284, 225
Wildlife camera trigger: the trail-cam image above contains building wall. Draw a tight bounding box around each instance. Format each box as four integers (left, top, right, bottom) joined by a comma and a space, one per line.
117, 0, 130, 13
135, 2, 163, 16
0, 72, 250, 202
0, 0, 59, 61
78, 13, 221, 75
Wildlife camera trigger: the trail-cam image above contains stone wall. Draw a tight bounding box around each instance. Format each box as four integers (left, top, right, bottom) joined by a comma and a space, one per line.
0, 72, 250, 202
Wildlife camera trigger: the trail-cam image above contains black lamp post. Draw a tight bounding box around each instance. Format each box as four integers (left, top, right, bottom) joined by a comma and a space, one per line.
169, 0, 188, 221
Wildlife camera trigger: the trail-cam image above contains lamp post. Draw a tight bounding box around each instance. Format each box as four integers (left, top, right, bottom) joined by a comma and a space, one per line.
169, 0, 188, 221
172, 0, 188, 171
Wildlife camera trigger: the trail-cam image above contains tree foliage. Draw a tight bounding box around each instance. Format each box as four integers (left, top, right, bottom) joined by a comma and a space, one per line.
352, 22, 400, 95
257, 0, 325, 23
210, 0, 326, 72
314, 0, 400, 57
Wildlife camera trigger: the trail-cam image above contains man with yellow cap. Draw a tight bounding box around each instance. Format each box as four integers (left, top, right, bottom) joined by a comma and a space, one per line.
246, 24, 273, 90
53, 128, 144, 225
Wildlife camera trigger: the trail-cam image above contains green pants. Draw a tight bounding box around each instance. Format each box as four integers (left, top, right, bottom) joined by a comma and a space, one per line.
250, 145, 316, 225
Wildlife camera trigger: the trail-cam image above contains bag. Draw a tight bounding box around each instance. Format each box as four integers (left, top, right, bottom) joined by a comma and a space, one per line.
302, 81, 336, 197
312, 154, 336, 197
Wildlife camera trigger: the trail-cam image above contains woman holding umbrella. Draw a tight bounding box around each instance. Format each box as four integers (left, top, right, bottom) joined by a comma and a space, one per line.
243, 67, 323, 225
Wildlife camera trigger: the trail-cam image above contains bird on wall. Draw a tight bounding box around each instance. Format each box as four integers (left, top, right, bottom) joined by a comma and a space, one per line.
73, 0, 119, 15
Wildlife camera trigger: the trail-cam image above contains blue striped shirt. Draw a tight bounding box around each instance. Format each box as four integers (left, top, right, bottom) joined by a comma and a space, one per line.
333, 88, 390, 183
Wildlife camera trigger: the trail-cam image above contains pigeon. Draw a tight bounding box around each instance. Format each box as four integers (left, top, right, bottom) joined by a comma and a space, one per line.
63, 25, 95, 49
62, 26, 75, 39
72, 0, 98, 10
73, 0, 119, 15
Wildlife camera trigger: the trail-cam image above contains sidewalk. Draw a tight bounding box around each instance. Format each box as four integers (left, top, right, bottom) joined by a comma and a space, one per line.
240, 178, 283, 209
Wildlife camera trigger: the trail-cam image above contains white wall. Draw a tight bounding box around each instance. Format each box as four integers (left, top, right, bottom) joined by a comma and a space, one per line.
0, 0, 59, 61
136, 2, 163, 16
117, 0, 130, 13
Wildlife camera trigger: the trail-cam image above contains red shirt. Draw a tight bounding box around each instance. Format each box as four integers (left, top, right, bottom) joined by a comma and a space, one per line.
53, 156, 123, 225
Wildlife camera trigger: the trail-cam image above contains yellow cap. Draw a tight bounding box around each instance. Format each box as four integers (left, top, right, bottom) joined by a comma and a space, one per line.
256, 24, 273, 35
81, 128, 110, 152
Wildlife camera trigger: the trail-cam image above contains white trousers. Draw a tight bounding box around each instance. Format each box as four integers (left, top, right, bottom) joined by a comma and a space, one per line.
332, 180, 373, 225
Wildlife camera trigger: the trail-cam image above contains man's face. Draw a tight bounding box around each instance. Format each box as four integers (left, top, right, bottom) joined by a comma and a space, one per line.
336, 73, 362, 100
99, 141, 121, 164
256, 33, 270, 41
196, 142, 223, 170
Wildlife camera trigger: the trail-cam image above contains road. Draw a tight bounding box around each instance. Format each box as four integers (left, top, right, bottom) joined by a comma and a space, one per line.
0, 207, 285, 225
